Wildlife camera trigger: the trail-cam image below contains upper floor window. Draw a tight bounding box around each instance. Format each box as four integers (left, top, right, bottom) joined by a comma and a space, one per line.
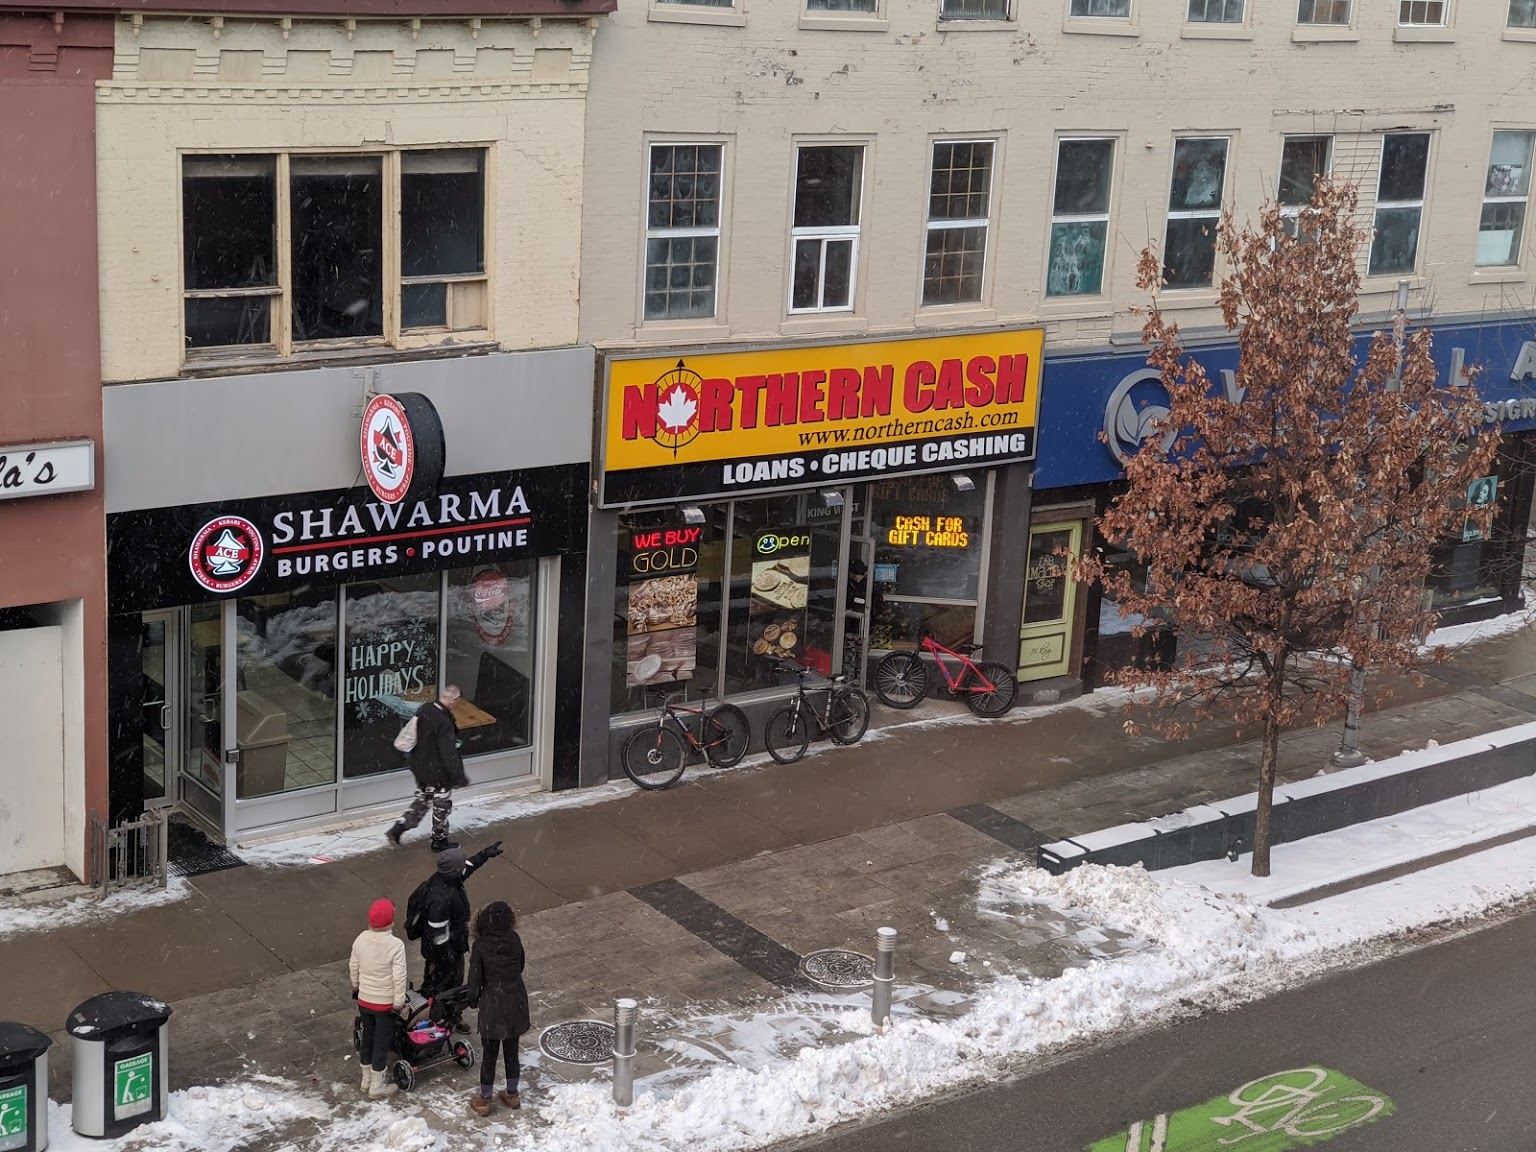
1368, 133, 1431, 276
1188, 0, 1243, 21
923, 140, 994, 306
1297, 0, 1350, 24
644, 143, 724, 321
1163, 137, 1229, 290
1278, 135, 1332, 233
941, 0, 1009, 18
1511, 0, 1536, 27
1071, 0, 1130, 16
1398, 1, 1445, 25
1477, 131, 1534, 268
807, 0, 878, 12
790, 145, 864, 314
1048, 137, 1115, 297
182, 149, 486, 356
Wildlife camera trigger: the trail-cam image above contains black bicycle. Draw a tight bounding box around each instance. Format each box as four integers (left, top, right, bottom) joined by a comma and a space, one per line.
621, 689, 750, 789
763, 662, 871, 764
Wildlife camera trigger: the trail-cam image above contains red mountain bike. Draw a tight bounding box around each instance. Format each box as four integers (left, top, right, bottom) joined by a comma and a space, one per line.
872, 631, 1018, 716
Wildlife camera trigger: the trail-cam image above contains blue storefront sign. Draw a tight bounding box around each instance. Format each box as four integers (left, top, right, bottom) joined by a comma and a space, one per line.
1034, 318, 1536, 491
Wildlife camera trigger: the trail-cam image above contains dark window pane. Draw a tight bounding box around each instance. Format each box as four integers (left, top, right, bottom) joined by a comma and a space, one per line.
341, 573, 439, 780
1298, 0, 1351, 21
401, 150, 483, 279
822, 239, 854, 308
290, 156, 383, 341
1369, 206, 1422, 274
185, 296, 271, 349
1188, 0, 1244, 20
806, 0, 878, 11
940, 0, 1009, 17
643, 236, 718, 319
1279, 136, 1330, 206
794, 147, 863, 228
792, 238, 821, 309
445, 562, 538, 757
1071, 0, 1129, 12
402, 282, 447, 328
648, 144, 723, 230
1047, 221, 1108, 297
929, 141, 993, 221
923, 225, 987, 305
182, 155, 276, 291
1514, 0, 1536, 27
1378, 134, 1430, 202
1164, 216, 1219, 288
1054, 139, 1115, 215
1169, 139, 1228, 211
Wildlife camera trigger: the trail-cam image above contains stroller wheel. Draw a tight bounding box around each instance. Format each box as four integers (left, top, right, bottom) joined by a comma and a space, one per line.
452, 1040, 476, 1069
392, 1059, 416, 1093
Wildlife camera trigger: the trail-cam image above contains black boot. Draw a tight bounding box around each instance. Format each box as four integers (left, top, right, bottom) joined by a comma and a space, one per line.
430, 837, 459, 852
385, 823, 406, 848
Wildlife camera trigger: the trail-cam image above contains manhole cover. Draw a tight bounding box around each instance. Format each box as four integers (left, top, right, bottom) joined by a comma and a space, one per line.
539, 1020, 615, 1066
800, 949, 876, 989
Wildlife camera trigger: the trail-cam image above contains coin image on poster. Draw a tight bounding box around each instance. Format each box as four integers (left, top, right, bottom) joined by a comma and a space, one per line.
754, 569, 784, 593
634, 653, 663, 683
763, 623, 781, 642
780, 632, 797, 650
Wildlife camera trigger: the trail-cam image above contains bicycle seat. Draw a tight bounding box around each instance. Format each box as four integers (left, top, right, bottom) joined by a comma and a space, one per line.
772, 659, 812, 678
953, 641, 982, 655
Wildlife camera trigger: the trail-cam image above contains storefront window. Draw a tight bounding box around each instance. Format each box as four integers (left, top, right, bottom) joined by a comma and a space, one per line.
446, 562, 538, 756
868, 476, 985, 649
342, 573, 440, 779
724, 496, 840, 693
234, 589, 340, 798
613, 506, 726, 714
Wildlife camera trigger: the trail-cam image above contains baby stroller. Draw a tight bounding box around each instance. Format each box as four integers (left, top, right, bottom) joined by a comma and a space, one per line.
353, 985, 476, 1091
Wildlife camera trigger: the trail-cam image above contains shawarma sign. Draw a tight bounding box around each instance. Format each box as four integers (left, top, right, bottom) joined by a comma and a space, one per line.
598, 329, 1044, 506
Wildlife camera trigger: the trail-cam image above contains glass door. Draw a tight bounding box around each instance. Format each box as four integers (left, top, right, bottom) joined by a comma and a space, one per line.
182, 603, 226, 826
840, 537, 875, 686
140, 611, 180, 809
1018, 521, 1082, 683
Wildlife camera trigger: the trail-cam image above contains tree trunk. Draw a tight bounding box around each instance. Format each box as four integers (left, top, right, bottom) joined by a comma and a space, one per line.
1252, 668, 1285, 877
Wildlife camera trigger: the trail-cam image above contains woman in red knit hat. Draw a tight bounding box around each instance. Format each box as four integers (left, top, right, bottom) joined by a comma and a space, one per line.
350, 897, 407, 1099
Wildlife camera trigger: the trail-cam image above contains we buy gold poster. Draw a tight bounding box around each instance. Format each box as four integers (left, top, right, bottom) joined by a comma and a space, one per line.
597, 328, 1044, 506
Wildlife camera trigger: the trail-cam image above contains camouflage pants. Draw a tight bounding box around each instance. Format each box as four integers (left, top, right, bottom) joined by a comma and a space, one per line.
399, 786, 453, 842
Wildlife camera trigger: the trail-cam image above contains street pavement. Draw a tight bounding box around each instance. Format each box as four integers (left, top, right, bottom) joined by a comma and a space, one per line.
7, 620, 1536, 1112
801, 897, 1536, 1151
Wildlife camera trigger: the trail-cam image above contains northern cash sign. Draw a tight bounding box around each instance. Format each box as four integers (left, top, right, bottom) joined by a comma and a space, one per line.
599, 329, 1044, 505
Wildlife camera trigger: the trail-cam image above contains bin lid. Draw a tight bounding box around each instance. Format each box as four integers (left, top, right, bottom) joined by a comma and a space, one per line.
0, 1022, 51, 1063
66, 992, 172, 1039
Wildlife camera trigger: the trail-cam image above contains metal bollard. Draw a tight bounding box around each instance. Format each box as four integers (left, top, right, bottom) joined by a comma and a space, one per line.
870, 926, 897, 1029
612, 997, 638, 1108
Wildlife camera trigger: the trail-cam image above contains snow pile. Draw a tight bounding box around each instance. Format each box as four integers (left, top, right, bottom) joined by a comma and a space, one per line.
45, 1079, 325, 1152
0, 877, 190, 940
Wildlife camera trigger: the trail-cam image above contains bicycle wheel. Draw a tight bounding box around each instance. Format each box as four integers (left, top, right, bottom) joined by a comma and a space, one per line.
827, 687, 870, 745
763, 705, 811, 764
873, 652, 928, 709
621, 724, 687, 790
1227, 1068, 1330, 1106
1286, 1095, 1387, 1138
701, 703, 750, 768
964, 661, 1019, 717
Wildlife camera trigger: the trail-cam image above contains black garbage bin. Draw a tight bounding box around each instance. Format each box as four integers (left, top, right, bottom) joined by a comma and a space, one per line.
65, 993, 172, 1139
0, 1022, 51, 1151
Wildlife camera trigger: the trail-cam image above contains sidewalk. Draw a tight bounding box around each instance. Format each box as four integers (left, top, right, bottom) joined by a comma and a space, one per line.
10, 617, 1536, 1122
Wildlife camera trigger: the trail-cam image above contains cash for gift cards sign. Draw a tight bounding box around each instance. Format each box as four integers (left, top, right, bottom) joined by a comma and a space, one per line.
0, 1084, 25, 1152
114, 1052, 153, 1120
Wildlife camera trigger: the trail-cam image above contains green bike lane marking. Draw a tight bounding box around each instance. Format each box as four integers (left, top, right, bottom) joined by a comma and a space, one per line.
1086, 1067, 1396, 1152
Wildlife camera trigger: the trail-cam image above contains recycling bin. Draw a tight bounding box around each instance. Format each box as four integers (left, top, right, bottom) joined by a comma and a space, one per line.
0, 1023, 51, 1151
66, 993, 171, 1139
235, 690, 290, 797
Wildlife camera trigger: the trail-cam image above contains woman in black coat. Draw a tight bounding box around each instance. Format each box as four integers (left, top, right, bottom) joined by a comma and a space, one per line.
465, 900, 531, 1116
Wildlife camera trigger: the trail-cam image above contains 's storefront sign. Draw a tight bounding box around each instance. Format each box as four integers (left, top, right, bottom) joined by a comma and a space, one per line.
359, 393, 445, 505
0, 438, 94, 501
107, 463, 588, 613
599, 329, 1044, 506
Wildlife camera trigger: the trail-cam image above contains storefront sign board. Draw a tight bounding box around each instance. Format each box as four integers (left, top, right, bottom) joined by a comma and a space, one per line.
599, 329, 1044, 506
0, 438, 94, 501
107, 463, 589, 614
621, 522, 701, 688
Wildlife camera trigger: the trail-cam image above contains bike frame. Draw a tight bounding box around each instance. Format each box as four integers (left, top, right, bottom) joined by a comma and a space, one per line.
655, 695, 714, 753
920, 635, 999, 694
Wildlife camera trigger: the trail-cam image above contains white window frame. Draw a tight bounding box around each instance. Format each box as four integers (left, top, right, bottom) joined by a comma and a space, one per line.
788, 143, 866, 316
1295, 0, 1351, 25
1045, 135, 1116, 300
1368, 132, 1432, 278
939, 0, 1011, 21
1475, 131, 1535, 270
641, 140, 727, 324
921, 138, 996, 309
180, 147, 492, 364
1186, 0, 1243, 22
1277, 134, 1333, 230
1162, 135, 1231, 292
1069, 0, 1129, 15
1398, 0, 1446, 25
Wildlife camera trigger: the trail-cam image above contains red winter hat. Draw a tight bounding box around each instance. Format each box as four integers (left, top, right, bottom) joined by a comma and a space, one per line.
368, 898, 395, 929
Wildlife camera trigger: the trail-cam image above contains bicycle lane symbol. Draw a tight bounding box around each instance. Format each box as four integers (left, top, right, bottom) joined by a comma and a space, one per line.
1084, 1067, 1396, 1152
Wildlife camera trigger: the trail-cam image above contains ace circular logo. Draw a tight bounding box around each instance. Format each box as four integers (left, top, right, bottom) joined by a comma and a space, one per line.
189, 515, 264, 594
361, 394, 416, 504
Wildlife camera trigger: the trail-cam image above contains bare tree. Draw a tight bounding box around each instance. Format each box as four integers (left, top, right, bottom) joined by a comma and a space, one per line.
1079, 181, 1499, 877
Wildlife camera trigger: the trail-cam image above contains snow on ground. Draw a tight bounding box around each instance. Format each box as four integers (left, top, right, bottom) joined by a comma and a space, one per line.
59, 774, 1536, 1152
0, 876, 190, 940
1424, 603, 1536, 651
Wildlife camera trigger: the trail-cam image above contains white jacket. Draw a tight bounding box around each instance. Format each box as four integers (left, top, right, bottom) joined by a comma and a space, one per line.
349, 928, 408, 1009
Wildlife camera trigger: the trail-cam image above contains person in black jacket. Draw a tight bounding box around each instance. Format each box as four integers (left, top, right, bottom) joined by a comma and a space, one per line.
387, 684, 470, 851
466, 900, 530, 1116
416, 842, 501, 1030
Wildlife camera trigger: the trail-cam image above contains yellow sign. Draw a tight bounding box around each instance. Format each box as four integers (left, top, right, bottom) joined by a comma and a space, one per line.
598, 328, 1044, 506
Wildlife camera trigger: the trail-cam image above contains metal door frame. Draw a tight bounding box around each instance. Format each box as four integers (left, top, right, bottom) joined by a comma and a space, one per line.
139, 609, 181, 810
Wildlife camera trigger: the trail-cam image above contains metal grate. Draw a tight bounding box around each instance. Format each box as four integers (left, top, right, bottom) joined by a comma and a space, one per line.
800, 949, 876, 990
90, 808, 170, 897
539, 1020, 616, 1066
